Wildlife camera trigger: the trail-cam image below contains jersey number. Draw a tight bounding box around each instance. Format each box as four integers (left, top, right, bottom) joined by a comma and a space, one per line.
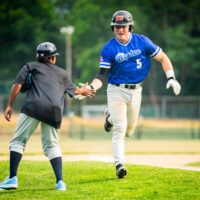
136, 59, 142, 69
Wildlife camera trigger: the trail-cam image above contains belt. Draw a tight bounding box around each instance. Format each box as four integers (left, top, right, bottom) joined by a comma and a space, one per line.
114, 83, 142, 89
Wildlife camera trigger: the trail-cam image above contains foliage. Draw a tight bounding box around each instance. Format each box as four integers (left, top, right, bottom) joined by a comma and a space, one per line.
0, 0, 199, 95
0, 0, 64, 79
0, 161, 200, 199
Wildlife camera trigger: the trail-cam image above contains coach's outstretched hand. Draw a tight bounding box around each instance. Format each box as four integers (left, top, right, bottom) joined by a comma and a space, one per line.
166, 79, 181, 95
74, 83, 96, 100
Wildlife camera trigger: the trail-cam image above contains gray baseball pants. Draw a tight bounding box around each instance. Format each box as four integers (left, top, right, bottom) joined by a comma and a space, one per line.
9, 113, 62, 160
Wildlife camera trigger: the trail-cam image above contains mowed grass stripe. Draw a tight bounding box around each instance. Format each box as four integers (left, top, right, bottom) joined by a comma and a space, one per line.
0, 161, 200, 200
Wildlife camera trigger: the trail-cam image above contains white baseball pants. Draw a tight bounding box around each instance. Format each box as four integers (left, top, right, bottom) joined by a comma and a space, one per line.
107, 84, 142, 165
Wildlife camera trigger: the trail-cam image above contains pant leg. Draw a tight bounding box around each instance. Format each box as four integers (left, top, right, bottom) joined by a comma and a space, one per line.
107, 84, 130, 166
10, 113, 39, 154
40, 122, 62, 160
40, 123, 63, 183
126, 86, 142, 137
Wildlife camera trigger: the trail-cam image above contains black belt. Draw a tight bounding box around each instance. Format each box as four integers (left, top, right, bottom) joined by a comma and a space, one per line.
114, 83, 142, 89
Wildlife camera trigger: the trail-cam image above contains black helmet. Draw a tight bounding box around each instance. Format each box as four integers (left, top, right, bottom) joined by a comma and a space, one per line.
36, 42, 59, 57
111, 10, 134, 31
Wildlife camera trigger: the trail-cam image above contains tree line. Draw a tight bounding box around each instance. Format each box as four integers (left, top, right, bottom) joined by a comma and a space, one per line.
0, 0, 199, 96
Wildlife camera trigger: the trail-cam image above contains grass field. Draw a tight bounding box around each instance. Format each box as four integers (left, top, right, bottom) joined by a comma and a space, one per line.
0, 161, 200, 200
0, 113, 200, 199
69, 116, 200, 140
1, 113, 200, 140
1, 113, 200, 155
1, 134, 200, 156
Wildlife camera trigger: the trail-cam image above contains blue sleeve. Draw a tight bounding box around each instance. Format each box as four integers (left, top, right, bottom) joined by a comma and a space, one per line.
99, 44, 112, 69
142, 35, 161, 57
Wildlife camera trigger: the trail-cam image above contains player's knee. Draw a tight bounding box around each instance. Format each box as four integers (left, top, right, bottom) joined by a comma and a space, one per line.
126, 125, 136, 137
114, 123, 126, 135
44, 146, 62, 160
10, 143, 25, 154
112, 128, 126, 141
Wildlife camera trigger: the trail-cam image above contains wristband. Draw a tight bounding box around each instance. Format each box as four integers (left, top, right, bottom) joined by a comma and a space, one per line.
165, 69, 175, 79
167, 77, 174, 81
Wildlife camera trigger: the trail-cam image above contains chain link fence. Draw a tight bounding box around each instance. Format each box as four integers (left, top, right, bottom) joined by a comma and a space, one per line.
0, 94, 199, 119
1, 94, 199, 140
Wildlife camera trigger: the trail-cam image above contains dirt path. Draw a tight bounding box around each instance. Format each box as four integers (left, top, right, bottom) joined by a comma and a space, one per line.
1, 133, 200, 171
1, 154, 199, 171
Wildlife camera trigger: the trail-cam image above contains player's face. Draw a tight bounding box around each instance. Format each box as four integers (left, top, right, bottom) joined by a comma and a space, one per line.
113, 26, 130, 44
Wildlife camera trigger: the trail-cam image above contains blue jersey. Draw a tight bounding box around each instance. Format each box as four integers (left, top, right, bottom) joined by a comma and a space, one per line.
99, 33, 161, 84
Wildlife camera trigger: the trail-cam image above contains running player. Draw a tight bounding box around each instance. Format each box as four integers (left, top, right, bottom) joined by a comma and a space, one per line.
84, 10, 181, 178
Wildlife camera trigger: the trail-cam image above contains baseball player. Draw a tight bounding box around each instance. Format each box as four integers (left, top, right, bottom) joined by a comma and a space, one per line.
0, 42, 95, 190
82, 10, 181, 178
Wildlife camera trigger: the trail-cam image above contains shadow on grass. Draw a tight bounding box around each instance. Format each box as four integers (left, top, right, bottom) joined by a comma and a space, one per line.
78, 177, 118, 184
0, 188, 53, 193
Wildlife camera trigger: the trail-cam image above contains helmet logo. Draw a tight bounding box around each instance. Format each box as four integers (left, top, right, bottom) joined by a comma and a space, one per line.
116, 15, 124, 22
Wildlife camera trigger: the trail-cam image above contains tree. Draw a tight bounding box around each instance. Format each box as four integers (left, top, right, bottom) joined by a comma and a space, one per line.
0, 0, 199, 96
0, 0, 63, 80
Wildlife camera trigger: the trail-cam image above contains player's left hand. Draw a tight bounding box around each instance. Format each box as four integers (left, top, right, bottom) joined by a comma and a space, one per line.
166, 79, 181, 95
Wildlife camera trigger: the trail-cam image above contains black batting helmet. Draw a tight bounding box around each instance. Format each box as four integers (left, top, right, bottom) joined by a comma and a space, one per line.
111, 10, 134, 31
36, 42, 59, 58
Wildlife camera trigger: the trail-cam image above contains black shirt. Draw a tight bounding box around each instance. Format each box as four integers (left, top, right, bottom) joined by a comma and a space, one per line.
14, 61, 76, 129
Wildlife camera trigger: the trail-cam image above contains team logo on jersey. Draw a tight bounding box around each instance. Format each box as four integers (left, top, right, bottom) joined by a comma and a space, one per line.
115, 49, 141, 63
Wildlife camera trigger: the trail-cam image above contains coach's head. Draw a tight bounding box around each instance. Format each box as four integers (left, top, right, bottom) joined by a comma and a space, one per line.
36, 42, 59, 64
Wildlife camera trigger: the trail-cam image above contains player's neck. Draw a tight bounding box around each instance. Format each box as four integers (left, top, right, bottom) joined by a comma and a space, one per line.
116, 32, 131, 44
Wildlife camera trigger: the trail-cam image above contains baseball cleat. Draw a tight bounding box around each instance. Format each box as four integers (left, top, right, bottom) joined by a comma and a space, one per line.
104, 108, 113, 132
56, 180, 66, 191
0, 176, 18, 190
116, 164, 127, 179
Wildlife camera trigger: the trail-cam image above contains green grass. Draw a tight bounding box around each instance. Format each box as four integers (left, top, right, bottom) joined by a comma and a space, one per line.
185, 162, 200, 167
0, 161, 200, 200
69, 125, 200, 140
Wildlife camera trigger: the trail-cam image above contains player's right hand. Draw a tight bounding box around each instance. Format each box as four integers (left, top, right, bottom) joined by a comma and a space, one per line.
78, 82, 92, 89
75, 82, 96, 99
5, 106, 13, 121
74, 95, 86, 100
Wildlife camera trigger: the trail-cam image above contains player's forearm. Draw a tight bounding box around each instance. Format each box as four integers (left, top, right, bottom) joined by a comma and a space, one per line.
162, 59, 176, 79
89, 67, 109, 90
154, 51, 181, 95
7, 84, 22, 107
154, 51, 175, 79
90, 78, 103, 91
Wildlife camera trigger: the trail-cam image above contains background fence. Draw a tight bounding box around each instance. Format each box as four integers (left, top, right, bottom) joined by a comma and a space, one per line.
0, 95, 199, 140
0, 94, 200, 119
